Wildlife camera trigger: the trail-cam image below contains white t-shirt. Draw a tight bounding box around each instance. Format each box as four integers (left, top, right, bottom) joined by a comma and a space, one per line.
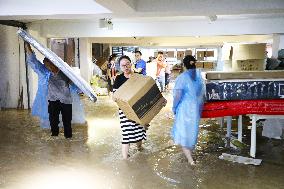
146, 61, 157, 80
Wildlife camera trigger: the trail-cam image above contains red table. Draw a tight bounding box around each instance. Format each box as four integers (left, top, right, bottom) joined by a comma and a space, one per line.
201, 99, 284, 157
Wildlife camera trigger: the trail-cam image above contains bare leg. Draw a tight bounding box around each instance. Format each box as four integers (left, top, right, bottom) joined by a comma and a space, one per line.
136, 140, 143, 151
182, 147, 195, 165
122, 144, 130, 159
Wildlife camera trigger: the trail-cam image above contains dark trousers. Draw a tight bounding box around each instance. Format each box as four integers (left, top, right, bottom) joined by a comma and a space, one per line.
48, 100, 72, 138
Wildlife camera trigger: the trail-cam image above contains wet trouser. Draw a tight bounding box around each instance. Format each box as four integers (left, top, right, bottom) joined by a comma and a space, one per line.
48, 100, 72, 138
156, 75, 165, 92
165, 73, 170, 86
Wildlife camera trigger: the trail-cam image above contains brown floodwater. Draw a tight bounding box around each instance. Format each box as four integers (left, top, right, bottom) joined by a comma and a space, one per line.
0, 93, 283, 189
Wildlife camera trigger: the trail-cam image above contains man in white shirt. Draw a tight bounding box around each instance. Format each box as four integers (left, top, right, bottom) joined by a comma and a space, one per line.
155, 51, 167, 92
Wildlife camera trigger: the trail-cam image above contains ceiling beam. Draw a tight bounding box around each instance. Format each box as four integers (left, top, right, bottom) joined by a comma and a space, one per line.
0, 20, 27, 29
95, 0, 136, 14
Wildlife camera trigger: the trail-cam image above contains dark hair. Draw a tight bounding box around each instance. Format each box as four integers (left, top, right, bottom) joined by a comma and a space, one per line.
135, 51, 142, 55
43, 57, 50, 62
108, 54, 117, 62
118, 55, 131, 64
157, 51, 163, 55
183, 55, 196, 69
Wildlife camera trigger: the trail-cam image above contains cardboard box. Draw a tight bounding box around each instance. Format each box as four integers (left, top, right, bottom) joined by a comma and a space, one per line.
196, 51, 205, 60
177, 51, 185, 60
166, 51, 175, 57
203, 62, 214, 69
206, 70, 284, 80
206, 51, 214, 57
113, 74, 167, 125
232, 59, 265, 71
195, 62, 204, 68
232, 44, 266, 60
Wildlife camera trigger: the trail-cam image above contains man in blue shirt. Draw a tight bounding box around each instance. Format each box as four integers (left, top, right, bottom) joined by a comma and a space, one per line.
133, 51, 146, 75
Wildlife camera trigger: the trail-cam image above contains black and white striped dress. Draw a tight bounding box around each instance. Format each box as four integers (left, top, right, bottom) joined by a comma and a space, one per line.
113, 74, 147, 144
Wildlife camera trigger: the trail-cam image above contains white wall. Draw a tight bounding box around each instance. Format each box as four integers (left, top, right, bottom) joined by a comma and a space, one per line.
0, 25, 27, 109
272, 34, 284, 58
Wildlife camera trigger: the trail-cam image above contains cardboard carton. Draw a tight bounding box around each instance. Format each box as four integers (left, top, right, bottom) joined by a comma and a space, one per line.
206, 51, 214, 57
195, 62, 204, 68
232, 59, 265, 71
166, 51, 175, 57
113, 74, 167, 125
203, 62, 214, 69
177, 51, 185, 60
232, 44, 266, 60
197, 51, 205, 60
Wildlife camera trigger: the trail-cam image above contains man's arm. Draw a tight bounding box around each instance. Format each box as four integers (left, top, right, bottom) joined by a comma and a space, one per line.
132, 66, 142, 73
24, 42, 49, 75
133, 60, 145, 73
157, 61, 167, 68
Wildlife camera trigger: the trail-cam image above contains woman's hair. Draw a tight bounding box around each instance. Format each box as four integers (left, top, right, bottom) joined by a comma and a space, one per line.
183, 55, 197, 69
118, 55, 131, 64
108, 54, 117, 62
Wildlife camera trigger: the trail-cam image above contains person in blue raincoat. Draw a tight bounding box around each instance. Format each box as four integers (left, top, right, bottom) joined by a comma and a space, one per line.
171, 55, 205, 165
25, 42, 85, 137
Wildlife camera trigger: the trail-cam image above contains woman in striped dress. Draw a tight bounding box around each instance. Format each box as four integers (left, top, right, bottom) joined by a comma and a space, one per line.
113, 55, 147, 159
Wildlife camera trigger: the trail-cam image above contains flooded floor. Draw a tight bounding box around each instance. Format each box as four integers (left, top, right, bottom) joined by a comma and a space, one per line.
0, 94, 284, 189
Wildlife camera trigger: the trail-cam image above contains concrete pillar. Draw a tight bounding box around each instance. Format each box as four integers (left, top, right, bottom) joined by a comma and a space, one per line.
226, 116, 232, 138
74, 38, 80, 68
0, 25, 27, 109
216, 46, 223, 71
272, 34, 284, 58
219, 117, 224, 128
238, 115, 243, 142
250, 115, 257, 158
79, 38, 93, 82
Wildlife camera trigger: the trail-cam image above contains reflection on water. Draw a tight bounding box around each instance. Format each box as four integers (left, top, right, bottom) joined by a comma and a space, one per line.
0, 95, 284, 189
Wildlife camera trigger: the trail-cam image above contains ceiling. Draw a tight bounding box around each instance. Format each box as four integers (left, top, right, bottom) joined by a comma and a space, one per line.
0, 0, 283, 46
1, 0, 284, 21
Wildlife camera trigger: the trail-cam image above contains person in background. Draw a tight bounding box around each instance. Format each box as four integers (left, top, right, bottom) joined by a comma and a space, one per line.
133, 50, 147, 75
155, 51, 167, 92
25, 42, 81, 138
165, 58, 171, 91
146, 56, 157, 80
106, 54, 118, 94
171, 55, 205, 165
147, 56, 154, 63
113, 55, 147, 159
